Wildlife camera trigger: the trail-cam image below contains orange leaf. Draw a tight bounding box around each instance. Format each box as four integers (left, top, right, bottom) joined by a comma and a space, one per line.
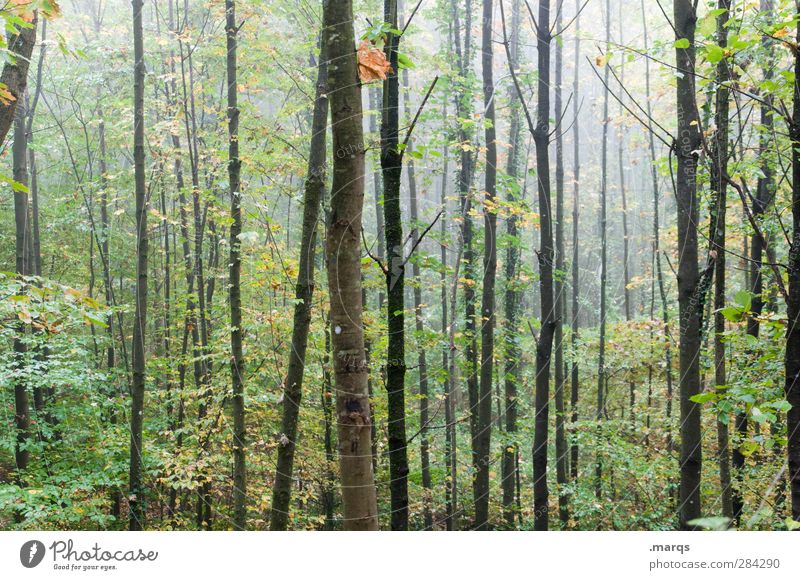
357, 40, 392, 83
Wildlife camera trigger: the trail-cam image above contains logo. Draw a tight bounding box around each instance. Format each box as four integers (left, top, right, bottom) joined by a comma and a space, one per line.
20, 540, 46, 568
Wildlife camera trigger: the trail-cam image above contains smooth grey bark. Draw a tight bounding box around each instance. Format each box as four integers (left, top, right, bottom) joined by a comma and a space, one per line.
323, 0, 379, 530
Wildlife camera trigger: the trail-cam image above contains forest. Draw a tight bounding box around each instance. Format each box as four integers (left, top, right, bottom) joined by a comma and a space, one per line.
0, 0, 799, 532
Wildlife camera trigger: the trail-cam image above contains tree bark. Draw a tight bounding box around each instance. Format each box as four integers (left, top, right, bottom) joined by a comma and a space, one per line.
710, 0, 733, 523
323, 0, 379, 531
225, 0, 247, 531
0, 15, 37, 147
475, 0, 497, 531
673, 0, 703, 529
128, 0, 148, 531
786, 0, 800, 523
502, 0, 522, 527
270, 32, 329, 531
381, 0, 409, 531
569, 0, 581, 484
553, 2, 569, 527
596, 0, 610, 500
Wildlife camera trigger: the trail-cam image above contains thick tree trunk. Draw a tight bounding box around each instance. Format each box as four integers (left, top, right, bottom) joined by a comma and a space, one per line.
270, 33, 329, 531
673, 0, 703, 529
323, 0, 379, 531
128, 0, 148, 531
0, 15, 37, 147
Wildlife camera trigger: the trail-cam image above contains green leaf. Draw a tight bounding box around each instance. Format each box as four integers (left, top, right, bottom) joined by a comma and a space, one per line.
704, 44, 725, 64
687, 516, 731, 530
674, 38, 691, 49
734, 290, 752, 311
690, 392, 717, 404
720, 306, 743, 322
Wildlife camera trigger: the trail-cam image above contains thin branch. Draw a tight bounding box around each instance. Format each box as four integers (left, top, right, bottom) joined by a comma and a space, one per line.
402, 75, 439, 151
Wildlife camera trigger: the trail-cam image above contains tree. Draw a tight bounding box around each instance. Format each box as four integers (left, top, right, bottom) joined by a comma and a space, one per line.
709, 0, 733, 522
786, 0, 800, 523
323, 0, 379, 531
553, 1, 569, 526
475, 0, 497, 531
673, 0, 703, 529
270, 27, 329, 532
128, 0, 148, 531
225, 0, 246, 530
502, 0, 522, 526
596, 0, 610, 500
381, 0, 410, 531
0, 13, 37, 147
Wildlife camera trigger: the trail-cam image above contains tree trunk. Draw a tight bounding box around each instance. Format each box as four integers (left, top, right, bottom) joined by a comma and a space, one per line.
673, 0, 703, 529
475, 0, 497, 531
596, 0, 610, 501
641, 0, 674, 447
402, 62, 432, 529
128, 0, 148, 531
532, 0, 555, 532
323, 0, 379, 531
225, 0, 247, 530
553, 2, 569, 527
381, 0, 409, 531
270, 33, 329, 531
786, 0, 800, 523
569, 0, 581, 484
502, 0, 522, 527
12, 92, 31, 480
710, 0, 733, 523
0, 14, 37, 147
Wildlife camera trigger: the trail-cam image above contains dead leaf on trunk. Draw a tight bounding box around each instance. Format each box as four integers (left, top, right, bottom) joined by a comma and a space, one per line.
357, 40, 392, 83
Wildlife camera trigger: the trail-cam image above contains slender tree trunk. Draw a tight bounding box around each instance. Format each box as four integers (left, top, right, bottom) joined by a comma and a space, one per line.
710, 0, 733, 523
224, 0, 246, 530
641, 0, 673, 446
553, 3, 568, 527
12, 93, 31, 480
474, 0, 497, 531
402, 62, 432, 529
738, 0, 776, 524
323, 0, 379, 530
596, 0, 610, 501
569, 0, 581, 483
674, 0, 703, 529
786, 0, 800, 523
129, 0, 148, 531
531, 0, 555, 531
502, 0, 522, 526
381, 0, 409, 531
270, 34, 329, 531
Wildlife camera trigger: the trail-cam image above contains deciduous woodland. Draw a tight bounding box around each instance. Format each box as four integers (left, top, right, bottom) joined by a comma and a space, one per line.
3, 0, 800, 531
